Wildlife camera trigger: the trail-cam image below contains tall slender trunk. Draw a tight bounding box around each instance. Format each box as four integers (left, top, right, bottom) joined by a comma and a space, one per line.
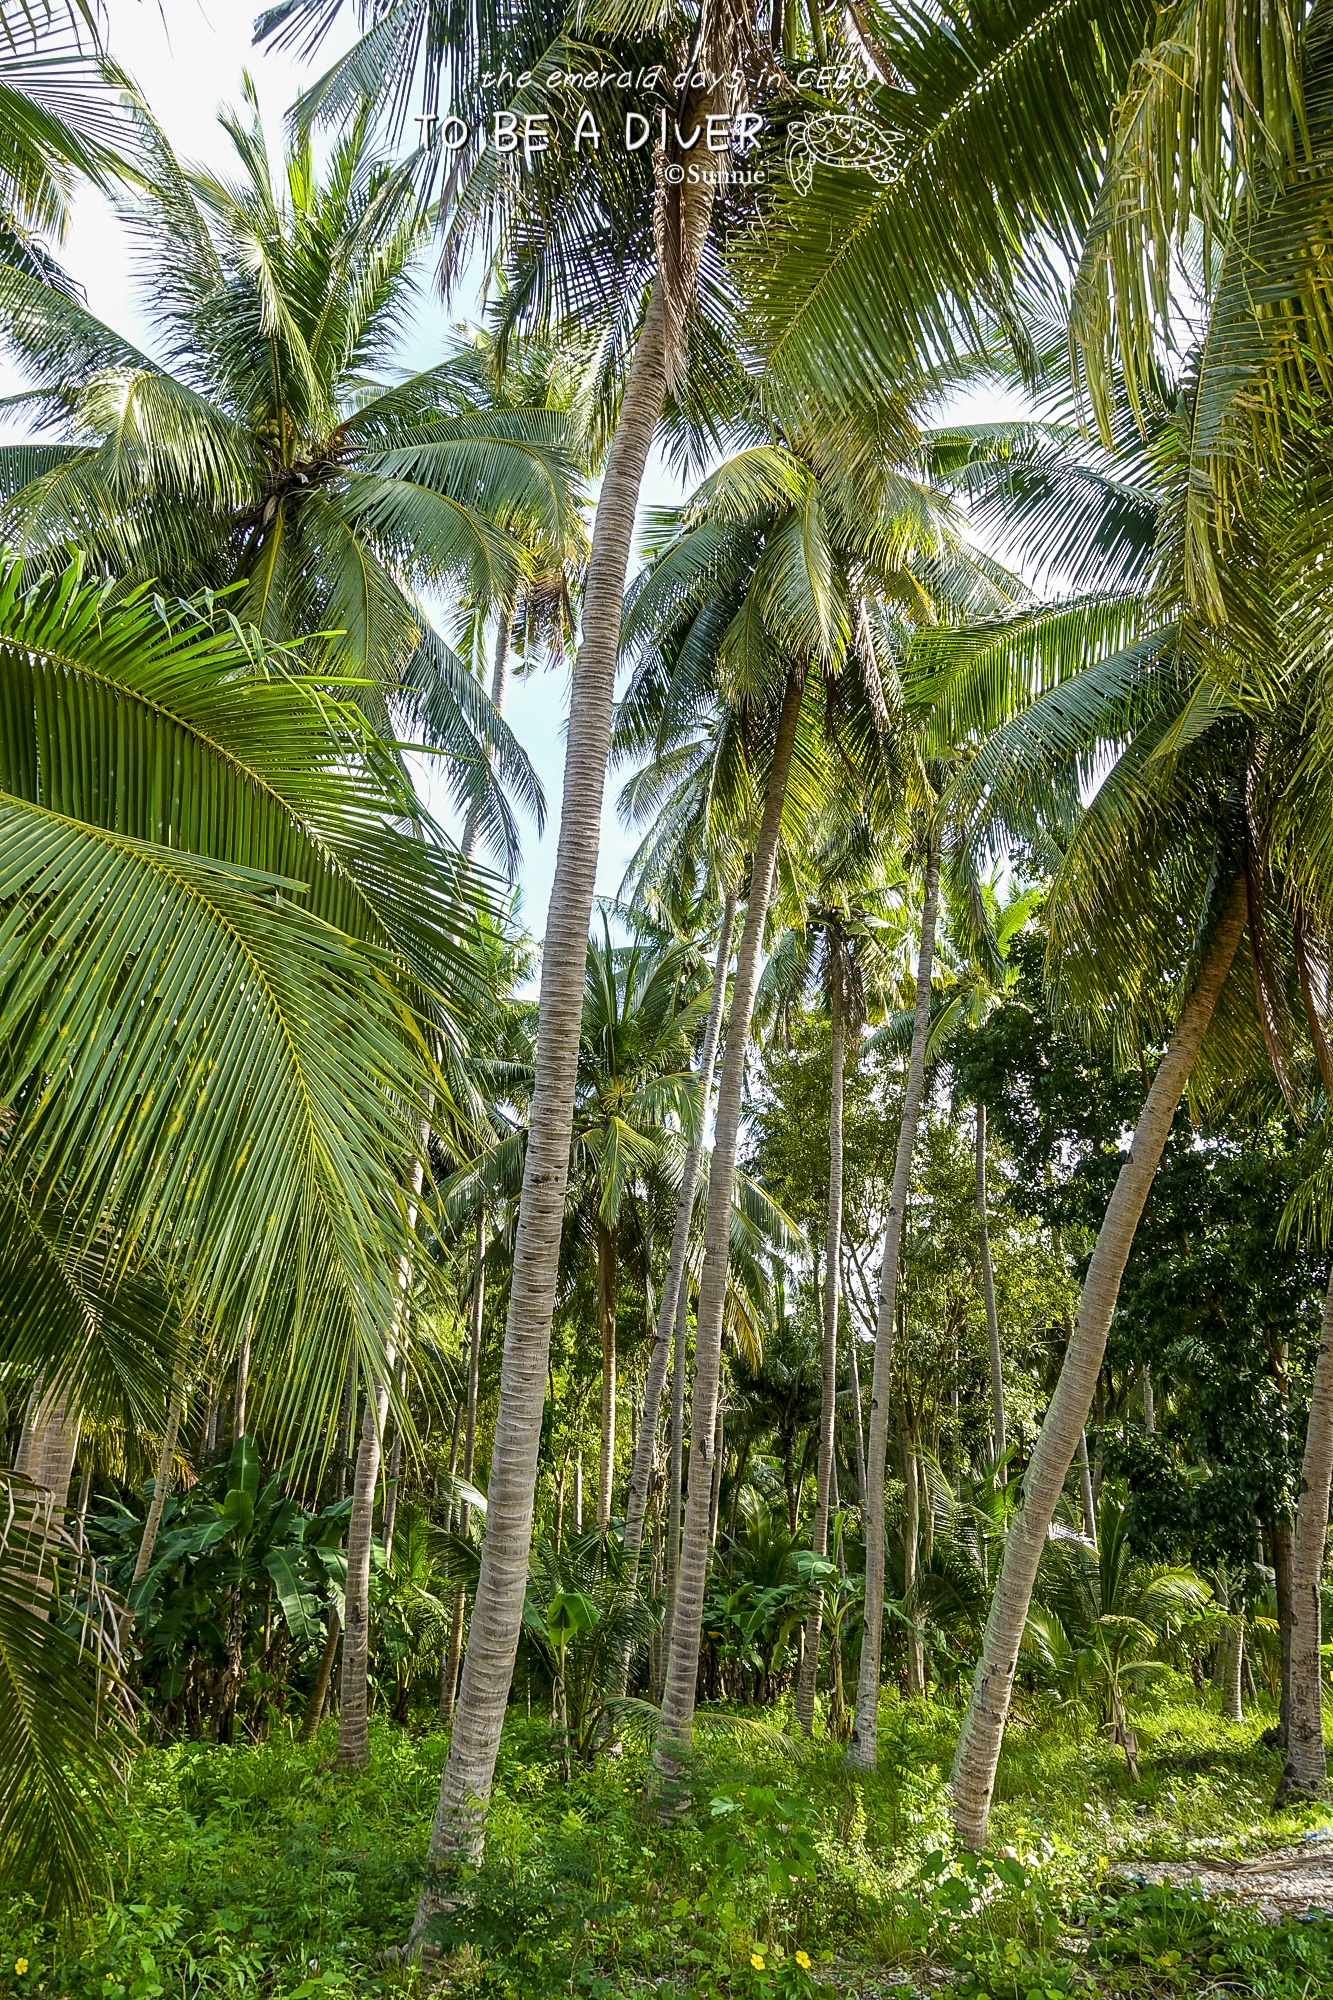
903, 1425, 924, 1697
234, 1318, 251, 1441
460, 615, 513, 866
335, 1350, 356, 1502
651, 666, 806, 1783
796, 954, 846, 1733
976, 1102, 1005, 1468
846, 1312, 867, 1507
413, 292, 671, 1921
622, 893, 737, 1567
948, 872, 1249, 1847
1269, 1516, 1294, 1747
1078, 1431, 1097, 1545
441, 1215, 487, 1728
336, 1154, 425, 1771
708, 1394, 725, 1549
597, 1220, 619, 1530
1218, 1614, 1244, 1722
846, 828, 942, 1773
132, 1359, 186, 1587
662, 1275, 690, 1662
382, 1350, 410, 1565
1141, 1367, 1154, 1435
1276, 1268, 1333, 1802
301, 1611, 341, 1740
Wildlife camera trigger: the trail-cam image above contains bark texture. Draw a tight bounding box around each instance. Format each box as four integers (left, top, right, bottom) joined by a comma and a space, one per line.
14, 1379, 81, 1511
132, 1364, 186, 1587
846, 829, 942, 1772
652, 667, 806, 1784
1277, 1268, 1333, 1802
976, 1102, 1005, 1467
441, 1216, 486, 1728
796, 954, 845, 1733
413, 292, 671, 1927
597, 1221, 619, 1530
1218, 1615, 1244, 1723
947, 871, 1249, 1847
337, 1154, 425, 1771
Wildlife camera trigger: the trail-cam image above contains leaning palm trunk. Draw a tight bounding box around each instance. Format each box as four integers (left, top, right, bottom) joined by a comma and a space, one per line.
976, 1103, 1005, 1467
617, 891, 737, 1689
337, 1153, 426, 1771
1218, 1614, 1244, 1722
132, 1359, 186, 1587
651, 666, 807, 1784
796, 955, 846, 1733
460, 615, 513, 866
441, 1214, 487, 1728
411, 293, 672, 1924
1276, 1267, 1333, 1802
662, 1279, 690, 1662
846, 828, 942, 1772
948, 871, 1249, 1846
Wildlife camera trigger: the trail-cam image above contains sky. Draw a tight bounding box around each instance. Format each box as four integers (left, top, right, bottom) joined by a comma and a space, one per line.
29, 1, 1029, 944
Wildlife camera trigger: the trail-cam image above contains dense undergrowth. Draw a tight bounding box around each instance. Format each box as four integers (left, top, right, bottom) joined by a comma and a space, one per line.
3, 1685, 1331, 2000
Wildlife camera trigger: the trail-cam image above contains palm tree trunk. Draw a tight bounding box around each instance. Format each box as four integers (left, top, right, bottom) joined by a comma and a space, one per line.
976, 1102, 1005, 1468
597, 1219, 619, 1530
651, 665, 807, 1785
1078, 1431, 1097, 1545
1219, 1614, 1244, 1722
622, 891, 737, 1568
662, 1276, 690, 1662
336, 1153, 425, 1771
460, 614, 513, 866
1269, 1516, 1294, 1746
413, 292, 671, 1920
846, 1309, 867, 1507
708, 1394, 725, 1549
301, 1611, 340, 1740
1276, 1268, 1333, 1802
15, 1377, 82, 1511
846, 827, 942, 1773
1141, 1366, 1155, 1434
441, 1215, 487, 1729
796, 953, 846, 1733
234, 1317, 251, 1441
132, 1359, 186, 1587
382, 1350, 409, 1566
903, 1422, 925, 1697
948, 871, 1249, 1847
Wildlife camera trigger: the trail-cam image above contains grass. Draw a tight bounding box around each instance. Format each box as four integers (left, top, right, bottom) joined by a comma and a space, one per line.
2, 1678, 1331, 1999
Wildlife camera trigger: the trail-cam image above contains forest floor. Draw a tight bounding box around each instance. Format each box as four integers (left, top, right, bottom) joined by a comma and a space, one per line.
4, 1676, 1333, 2000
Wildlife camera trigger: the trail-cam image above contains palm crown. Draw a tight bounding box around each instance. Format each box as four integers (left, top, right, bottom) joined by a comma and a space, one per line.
0, 86, 584, 865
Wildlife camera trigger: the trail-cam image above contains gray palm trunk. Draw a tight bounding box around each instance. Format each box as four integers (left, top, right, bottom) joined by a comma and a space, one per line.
662, 1277, 691, 1663
597, 1221, 619, 1530
976, 1102, 1005, 1467
1218, 1615, 1244, 1722
441, 1212, 487, 1728
846, 1306, 867, 1506
846, 828, 943, 1772
650, 666, 807, 1782
618, 891, 737, 1684
460, 615, 513, 867
947, 871, 1249, 1847
337, 1153, 425, 1771
234, 1318, 251, 1441
796, 953, 846, 1733
1276, 1267, 1333, 1802
411, 292, 671, 1930
132, 1360, 186, 1587
15, 1378, 82, 1512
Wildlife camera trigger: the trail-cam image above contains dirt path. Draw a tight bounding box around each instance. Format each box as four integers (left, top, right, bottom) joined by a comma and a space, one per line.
1120, 1833, 1333, 1917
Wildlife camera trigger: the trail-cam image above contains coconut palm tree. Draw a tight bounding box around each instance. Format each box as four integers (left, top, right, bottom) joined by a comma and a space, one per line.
0, 0, 129, 284
0, 90, 574, 870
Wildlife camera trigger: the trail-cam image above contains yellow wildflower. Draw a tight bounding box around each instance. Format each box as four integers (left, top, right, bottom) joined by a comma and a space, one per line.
750, 1951, 766, 1970
14, 1961, 28, 1977
795, 1950, 811, 1970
